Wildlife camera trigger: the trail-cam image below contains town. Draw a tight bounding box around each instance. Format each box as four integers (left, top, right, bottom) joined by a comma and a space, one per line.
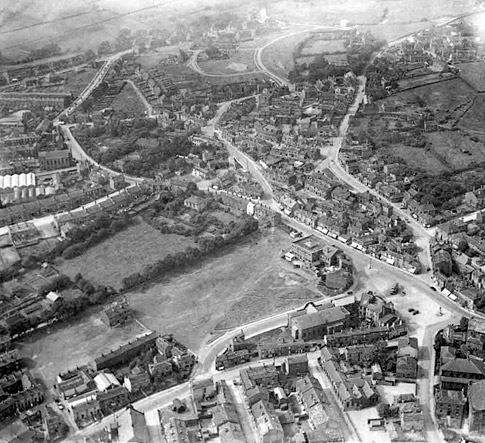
1, 0, 485, 443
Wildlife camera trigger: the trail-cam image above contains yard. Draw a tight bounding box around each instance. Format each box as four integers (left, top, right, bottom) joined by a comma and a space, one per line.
56, 217, 196, 290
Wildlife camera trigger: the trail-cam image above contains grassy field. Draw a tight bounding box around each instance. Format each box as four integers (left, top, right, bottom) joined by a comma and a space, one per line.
459, 94, 485, 133
425, 131, 485, 169
382, 78, 476, 123
56, 218, 195, 290
111, 82, 149, 118
18, 314, 150, 387
300, 39, 346, 56
116, 229, 320, 353
459, 62, 485, 92
19, 228, 321, 385
260, 31, 313, 80
384, 144, 448, 174
198, 49, 259, 75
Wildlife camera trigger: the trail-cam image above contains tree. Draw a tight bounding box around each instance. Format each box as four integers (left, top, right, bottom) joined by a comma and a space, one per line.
377, 403, 390, 418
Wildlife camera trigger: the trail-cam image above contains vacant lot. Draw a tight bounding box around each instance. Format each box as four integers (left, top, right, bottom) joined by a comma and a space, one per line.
198, 49, 259, 75
19, 314, 149, 387
56, 218, 195, 290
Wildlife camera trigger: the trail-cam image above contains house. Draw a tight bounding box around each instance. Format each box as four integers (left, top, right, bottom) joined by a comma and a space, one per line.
469, 380, 485, 432
102, 298, 133, 327
434, 389, 465, 426
123, 367, 150, 393
295, 375, 328, 428
111, 405, 150, 443
283, 354, 308, 376
290, 305, 350, 341
184, 195, 207, 212
149, 354, 173, 379
290, 235, 340, 269
439, 357, 485, 393
251, 400, 284, 443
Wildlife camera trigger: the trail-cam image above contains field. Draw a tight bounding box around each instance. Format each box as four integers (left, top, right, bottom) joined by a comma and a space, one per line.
459, 94, 485, 133
19, 314, 150, 387
459, 62, 485, 92
198, 48, 259, 75
56, 218, 195, 290
425, 131, 485, 169
385, 144, 449, 174
382, 78, 476, 123
111, 82, 149, 117
38, 68, 98, 96
19, 228, 321, 384
122, 229, 321, 353
300, 39, 346, 56
260, 31, 313, 80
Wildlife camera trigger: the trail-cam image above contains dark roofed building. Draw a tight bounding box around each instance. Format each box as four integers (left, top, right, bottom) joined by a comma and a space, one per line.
290, 306, 350, 341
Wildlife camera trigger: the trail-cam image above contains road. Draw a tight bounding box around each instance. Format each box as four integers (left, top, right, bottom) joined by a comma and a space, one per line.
254, 25, 345, 87
54, 49, 132, 124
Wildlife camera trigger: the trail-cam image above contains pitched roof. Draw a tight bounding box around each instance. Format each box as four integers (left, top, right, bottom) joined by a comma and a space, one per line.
294, 306, 349, 330
440, 358, 485, 376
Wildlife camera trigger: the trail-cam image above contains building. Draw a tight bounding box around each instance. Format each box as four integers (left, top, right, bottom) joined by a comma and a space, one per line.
0, 92, 72, 108
283, 354, 308, 376
435, 389, 465, 426
290, 235, 341, 269
439, 357, 485, 393
38, 150, 72, 170
184, 195, 207, 212
290, 306, 350, 341
396, 336, 418, 379
295, 376, 328, 428
469, 380, 485, 432
251, 399, 284, 443
110, 405, 150, 443
102, 298, 133, 328
93, 332, 158, 371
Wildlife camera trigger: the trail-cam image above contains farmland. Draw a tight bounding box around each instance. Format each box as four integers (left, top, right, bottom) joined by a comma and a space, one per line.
56, 218, 195, 290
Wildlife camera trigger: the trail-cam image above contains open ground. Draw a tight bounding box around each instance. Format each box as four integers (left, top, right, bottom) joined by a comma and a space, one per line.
198, 48, 259, 75
56, 217, 196, 291
110, 82, 149, 117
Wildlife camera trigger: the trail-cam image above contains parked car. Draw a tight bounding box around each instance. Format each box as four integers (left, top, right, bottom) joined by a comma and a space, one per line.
413, 310, 420, 315
430, 286, 437, 291
408, 308, 415, 313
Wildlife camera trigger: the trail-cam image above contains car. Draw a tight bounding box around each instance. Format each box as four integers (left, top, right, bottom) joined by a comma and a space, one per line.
408, 308, 415, 313
413, 310, 420, 315
430, 286, 437, 291
290, 230, 302, 238
347, 291, 353, 295
58, 404, 64, 410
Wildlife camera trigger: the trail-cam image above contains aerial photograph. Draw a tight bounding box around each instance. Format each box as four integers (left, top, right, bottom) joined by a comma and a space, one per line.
2, 0, 485, 442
